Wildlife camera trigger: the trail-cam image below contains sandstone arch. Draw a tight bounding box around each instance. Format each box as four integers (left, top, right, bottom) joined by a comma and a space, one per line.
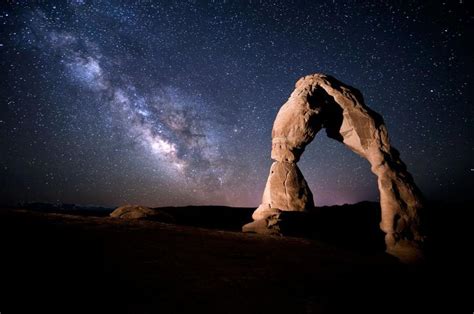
243, 74, 426, 263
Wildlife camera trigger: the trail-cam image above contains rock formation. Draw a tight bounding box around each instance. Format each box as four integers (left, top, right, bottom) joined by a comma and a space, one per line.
243, 73, 426, 263
110, 205, 156, 219
110, 205, 175, 222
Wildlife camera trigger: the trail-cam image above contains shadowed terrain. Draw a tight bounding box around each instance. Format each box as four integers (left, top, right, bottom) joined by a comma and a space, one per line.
0, 202, 469, 313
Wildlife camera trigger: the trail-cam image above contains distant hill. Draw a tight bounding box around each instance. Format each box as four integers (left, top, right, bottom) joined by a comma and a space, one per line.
16, 202, 115, 216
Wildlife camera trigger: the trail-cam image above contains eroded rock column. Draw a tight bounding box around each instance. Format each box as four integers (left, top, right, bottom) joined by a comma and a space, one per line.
243, 158, 314, 234
242, 81, 321, 234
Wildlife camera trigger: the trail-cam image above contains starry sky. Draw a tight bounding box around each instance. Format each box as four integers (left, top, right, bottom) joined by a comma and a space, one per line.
0, 1, 472, 207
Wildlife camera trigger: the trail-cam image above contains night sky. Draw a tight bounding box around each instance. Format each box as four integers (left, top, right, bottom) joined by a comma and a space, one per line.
0, 1, 472, 207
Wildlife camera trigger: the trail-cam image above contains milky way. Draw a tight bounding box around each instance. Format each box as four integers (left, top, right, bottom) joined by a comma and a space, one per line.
46, 26, 230, 185
0, 1, 472, 207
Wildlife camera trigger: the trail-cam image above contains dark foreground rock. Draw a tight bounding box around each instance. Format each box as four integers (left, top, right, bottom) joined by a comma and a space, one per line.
0, 205, 469, 314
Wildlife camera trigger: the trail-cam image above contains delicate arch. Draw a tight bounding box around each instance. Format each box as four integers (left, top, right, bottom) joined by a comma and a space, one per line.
243, 74, 425, 263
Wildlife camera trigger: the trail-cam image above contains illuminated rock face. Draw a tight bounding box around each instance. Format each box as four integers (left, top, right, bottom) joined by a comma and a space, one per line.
243, 74, 426, 263
110, 205, 155, 219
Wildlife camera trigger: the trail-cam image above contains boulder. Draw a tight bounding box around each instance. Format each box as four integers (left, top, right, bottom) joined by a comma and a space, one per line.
110, 205, 175, 223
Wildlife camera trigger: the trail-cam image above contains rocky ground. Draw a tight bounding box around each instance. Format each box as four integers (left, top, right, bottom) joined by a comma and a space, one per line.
0, 203, 469, 313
